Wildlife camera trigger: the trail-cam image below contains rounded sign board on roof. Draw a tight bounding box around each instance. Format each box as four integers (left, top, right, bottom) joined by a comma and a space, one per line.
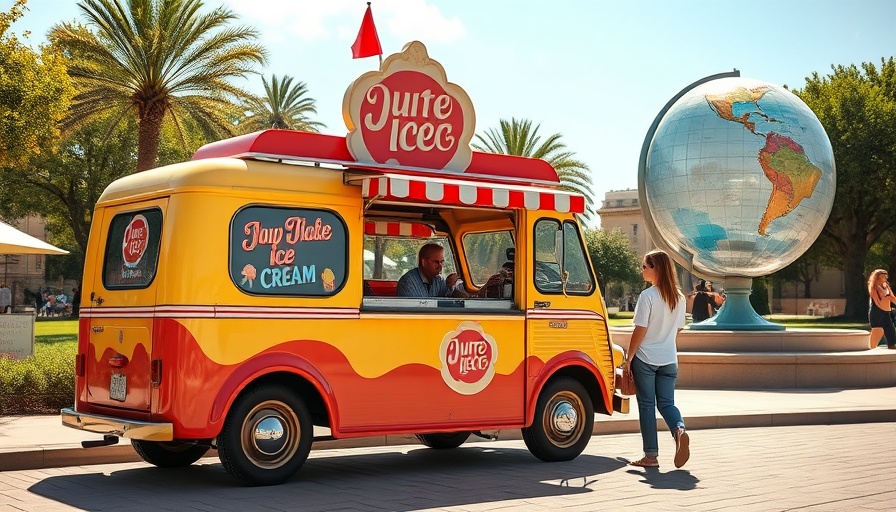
343, 41, 475, 173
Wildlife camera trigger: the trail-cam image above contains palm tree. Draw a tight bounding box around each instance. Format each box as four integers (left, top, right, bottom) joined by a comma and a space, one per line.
49, 0, 267, 172
473, 118, 595, 220
239, 74, 325, 133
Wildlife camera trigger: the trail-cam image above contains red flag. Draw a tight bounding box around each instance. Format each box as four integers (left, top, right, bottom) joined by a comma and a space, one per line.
351, 3, 382, 59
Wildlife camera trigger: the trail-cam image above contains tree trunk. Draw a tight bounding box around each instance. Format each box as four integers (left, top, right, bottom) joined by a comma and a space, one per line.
136, 107, 165, 172
373, 237, 386, 279
841, 236, 870, 321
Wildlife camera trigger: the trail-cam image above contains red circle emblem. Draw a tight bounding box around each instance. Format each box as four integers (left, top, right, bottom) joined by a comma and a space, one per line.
445, 328, 493, 384
359, 70, 464, 169
122, 215, 149, 267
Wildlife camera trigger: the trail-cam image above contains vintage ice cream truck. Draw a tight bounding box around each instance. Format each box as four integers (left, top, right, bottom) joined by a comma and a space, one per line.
61, 41, 628, 486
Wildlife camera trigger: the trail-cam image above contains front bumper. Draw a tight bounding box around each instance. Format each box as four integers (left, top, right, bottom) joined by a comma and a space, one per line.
61, 408, 174, 441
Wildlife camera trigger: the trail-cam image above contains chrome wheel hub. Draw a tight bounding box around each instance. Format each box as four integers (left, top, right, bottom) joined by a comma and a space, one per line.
551, 401, 578, 434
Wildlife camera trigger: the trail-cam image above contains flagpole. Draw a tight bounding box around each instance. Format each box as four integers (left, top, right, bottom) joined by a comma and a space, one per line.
370, 2, 382, 70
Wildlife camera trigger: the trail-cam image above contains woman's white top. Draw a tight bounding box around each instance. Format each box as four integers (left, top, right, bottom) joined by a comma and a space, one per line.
632, 285, 686, 366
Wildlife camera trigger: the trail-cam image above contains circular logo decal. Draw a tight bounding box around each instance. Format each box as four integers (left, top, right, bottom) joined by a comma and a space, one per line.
122, 214, 149, 267
439, 321, 498, 395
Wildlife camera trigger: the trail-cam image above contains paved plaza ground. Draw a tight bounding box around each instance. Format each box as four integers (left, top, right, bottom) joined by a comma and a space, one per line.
1, 422, 895, 511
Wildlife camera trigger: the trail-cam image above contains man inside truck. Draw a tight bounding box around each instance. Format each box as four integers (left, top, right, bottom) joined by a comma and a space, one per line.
397, 243, 469, 298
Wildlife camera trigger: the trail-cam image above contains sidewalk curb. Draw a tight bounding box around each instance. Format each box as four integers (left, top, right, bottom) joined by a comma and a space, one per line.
3, 407, 893, 472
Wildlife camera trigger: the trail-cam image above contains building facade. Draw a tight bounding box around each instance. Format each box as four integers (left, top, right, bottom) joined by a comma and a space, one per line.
596, 188, 654, 256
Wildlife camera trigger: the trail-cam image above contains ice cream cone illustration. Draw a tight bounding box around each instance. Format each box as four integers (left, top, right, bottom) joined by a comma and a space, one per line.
321, 268, 336, 292
241, 264, 257, 288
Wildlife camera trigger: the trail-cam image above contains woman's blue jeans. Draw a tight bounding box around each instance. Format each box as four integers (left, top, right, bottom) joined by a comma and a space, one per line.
632, 356, 685, 457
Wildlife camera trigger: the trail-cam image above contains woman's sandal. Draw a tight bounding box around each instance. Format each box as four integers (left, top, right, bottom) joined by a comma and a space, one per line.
674, 428, 690, 468
630, 456, 659, 467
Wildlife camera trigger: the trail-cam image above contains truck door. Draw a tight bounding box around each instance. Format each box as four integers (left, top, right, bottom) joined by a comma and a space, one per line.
524, 214, 614, 381
82, 200, 167, 411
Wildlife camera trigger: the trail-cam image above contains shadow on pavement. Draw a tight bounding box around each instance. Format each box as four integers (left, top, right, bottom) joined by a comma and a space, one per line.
625, 467, 700, 490
29, 444, 634, 511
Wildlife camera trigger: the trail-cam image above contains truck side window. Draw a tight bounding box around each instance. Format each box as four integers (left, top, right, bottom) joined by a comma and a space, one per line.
103, 209, 163, 289
533, 220, 563, 293
562, 222, 595, 293
533, 219, 594, 295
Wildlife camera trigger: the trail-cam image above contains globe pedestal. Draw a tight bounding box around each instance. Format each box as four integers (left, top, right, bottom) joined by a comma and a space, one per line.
689, 277, 784, 331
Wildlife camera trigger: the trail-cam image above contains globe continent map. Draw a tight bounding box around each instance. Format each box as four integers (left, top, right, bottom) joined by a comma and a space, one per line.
643, 77, 836, 277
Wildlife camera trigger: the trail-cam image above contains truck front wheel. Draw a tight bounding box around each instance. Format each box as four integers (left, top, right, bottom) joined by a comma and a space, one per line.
522, 377, 593, 462
217, 384, 313, 486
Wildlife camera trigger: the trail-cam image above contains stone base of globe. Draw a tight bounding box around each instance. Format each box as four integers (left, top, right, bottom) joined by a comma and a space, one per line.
689, 277, 785, 331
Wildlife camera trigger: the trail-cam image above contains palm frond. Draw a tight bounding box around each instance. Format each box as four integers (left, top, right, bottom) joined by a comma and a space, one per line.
238, 73, 325, 132
50, 0, 268, 171
473, 117, 595, 220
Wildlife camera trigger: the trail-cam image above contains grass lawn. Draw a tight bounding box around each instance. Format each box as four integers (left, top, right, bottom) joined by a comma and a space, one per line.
35, 319, 79, 346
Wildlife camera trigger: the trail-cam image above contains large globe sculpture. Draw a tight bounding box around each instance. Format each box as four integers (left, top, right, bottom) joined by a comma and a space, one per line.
638, 71, 836, 330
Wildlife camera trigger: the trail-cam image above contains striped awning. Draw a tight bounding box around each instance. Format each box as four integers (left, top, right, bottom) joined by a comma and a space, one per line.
364, 221, 434, 238
360, 173, 585, 214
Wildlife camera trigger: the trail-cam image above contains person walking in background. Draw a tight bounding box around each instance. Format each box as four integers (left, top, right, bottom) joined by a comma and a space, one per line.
71, 286, 81, 318
691, 280, 714, 323
626, 249, 690, 468
34, 288, 44, 315
0, 282, 11, 313
867, 269, 896, 349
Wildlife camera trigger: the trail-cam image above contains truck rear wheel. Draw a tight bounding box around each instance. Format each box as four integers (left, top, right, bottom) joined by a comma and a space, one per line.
522, 377, 593, 462
217, 384, 313, 486
415, 432, 471, 449
132, 440, 209, 467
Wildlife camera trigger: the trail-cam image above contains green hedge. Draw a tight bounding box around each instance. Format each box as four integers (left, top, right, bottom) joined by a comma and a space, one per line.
0, 321, 77, 415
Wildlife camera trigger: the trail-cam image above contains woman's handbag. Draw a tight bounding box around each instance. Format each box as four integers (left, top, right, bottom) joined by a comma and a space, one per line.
619, 366, 636, 396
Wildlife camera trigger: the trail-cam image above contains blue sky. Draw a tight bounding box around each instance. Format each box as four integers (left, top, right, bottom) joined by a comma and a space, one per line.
5, 0, 895, 227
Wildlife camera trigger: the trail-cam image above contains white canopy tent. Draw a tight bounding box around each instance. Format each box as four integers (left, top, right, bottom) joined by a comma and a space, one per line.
0, 219, 67, 359
0, 220, 68, 255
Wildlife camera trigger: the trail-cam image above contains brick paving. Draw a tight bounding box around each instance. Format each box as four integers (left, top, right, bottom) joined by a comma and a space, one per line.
1, 422, 895, 511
